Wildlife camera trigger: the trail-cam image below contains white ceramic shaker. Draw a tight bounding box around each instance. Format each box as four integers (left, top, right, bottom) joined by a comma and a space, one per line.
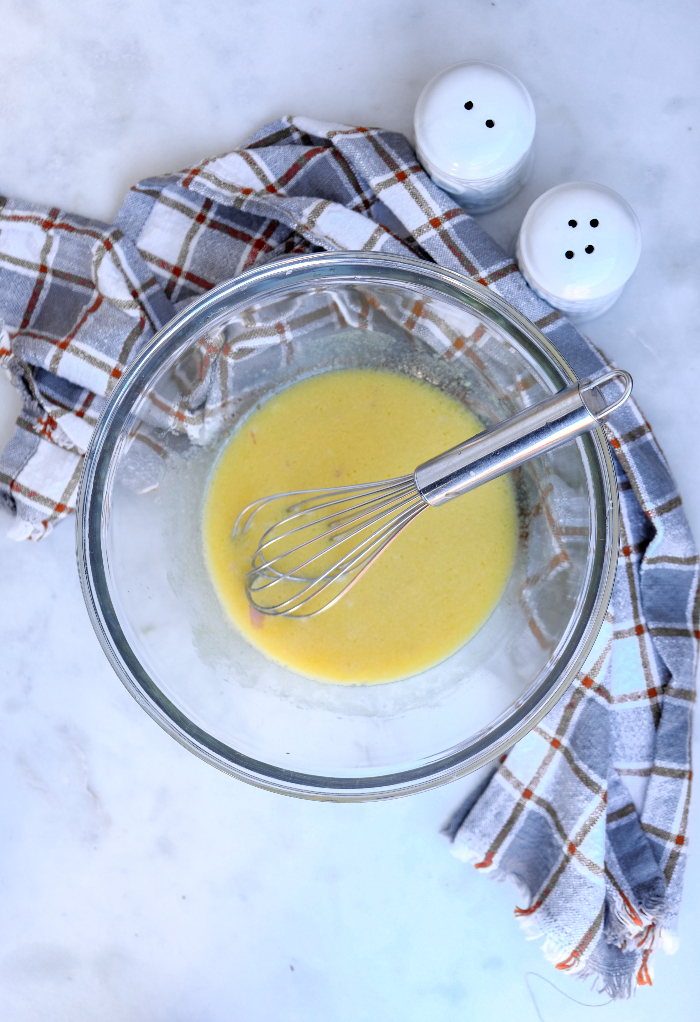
414, 60, 536, 214
516, 182, 641, 321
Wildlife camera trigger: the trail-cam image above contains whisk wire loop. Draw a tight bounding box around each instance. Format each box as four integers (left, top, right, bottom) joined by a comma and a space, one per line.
232, 476, 415, 537
251, 482, 421, 576
246, 500, 426, 616
244, 482, 426, 616
250, 494, 424, 589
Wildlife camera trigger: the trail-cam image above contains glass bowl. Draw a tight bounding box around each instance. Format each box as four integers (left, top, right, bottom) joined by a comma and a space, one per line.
77, 252, 618, 800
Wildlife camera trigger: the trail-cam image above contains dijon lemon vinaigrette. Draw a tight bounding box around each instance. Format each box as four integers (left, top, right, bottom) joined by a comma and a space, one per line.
203, 369, 517, 684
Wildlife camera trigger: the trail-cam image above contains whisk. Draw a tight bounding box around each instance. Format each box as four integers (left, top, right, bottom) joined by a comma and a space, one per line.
233, 369, 632, 618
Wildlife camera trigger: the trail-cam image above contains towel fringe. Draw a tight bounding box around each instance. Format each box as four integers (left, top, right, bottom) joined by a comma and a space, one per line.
451, 836, 680, 996
451, 841, 524, 883
7, 517, 51, 541
605, 888, 665, 946
451, 840, 588, 963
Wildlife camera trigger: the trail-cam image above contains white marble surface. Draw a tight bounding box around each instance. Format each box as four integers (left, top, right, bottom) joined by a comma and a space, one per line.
1, 1, 699, 1018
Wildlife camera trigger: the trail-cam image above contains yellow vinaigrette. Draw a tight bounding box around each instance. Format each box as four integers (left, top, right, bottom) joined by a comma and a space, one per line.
203, 369, 517, 684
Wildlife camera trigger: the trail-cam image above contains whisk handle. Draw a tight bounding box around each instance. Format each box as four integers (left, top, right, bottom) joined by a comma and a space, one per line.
414, 369, 632, 507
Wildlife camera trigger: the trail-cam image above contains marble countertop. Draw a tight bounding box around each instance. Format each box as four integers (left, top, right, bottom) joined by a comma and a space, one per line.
1, 1, 699, 1018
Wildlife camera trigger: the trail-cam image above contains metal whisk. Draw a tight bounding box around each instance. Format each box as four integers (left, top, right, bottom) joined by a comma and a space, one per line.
233, 369, 632, 618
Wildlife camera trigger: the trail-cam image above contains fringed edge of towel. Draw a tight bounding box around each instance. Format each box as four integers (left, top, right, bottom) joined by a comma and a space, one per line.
447, 834, 679, 1000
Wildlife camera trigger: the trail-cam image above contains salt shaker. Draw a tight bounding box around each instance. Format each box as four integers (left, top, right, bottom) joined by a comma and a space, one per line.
516, 182, 641, 321
414, 60, 536, 214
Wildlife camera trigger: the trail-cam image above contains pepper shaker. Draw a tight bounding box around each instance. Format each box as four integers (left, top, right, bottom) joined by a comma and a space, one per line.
414, 60, 536, 214
516, 182, 641, 321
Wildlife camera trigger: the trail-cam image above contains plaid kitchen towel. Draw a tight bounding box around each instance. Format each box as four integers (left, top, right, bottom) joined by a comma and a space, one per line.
0, 116, 697, 996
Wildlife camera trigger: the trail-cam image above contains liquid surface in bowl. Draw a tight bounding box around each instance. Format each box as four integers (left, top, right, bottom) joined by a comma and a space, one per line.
202, 369, 517, 684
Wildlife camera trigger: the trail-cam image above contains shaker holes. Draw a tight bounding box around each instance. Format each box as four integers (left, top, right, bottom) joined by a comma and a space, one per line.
568, 219, 577, 227
462, 104, 494, 127
590, 219, 599, 227
585, 245, 595, 253
565, 251, 574, 259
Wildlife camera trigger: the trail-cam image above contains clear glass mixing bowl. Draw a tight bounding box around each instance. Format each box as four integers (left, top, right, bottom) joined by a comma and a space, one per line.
77, 252, 618, 800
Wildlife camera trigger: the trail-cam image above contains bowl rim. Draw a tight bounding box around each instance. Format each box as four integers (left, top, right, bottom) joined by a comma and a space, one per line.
76, 251, 619, 801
